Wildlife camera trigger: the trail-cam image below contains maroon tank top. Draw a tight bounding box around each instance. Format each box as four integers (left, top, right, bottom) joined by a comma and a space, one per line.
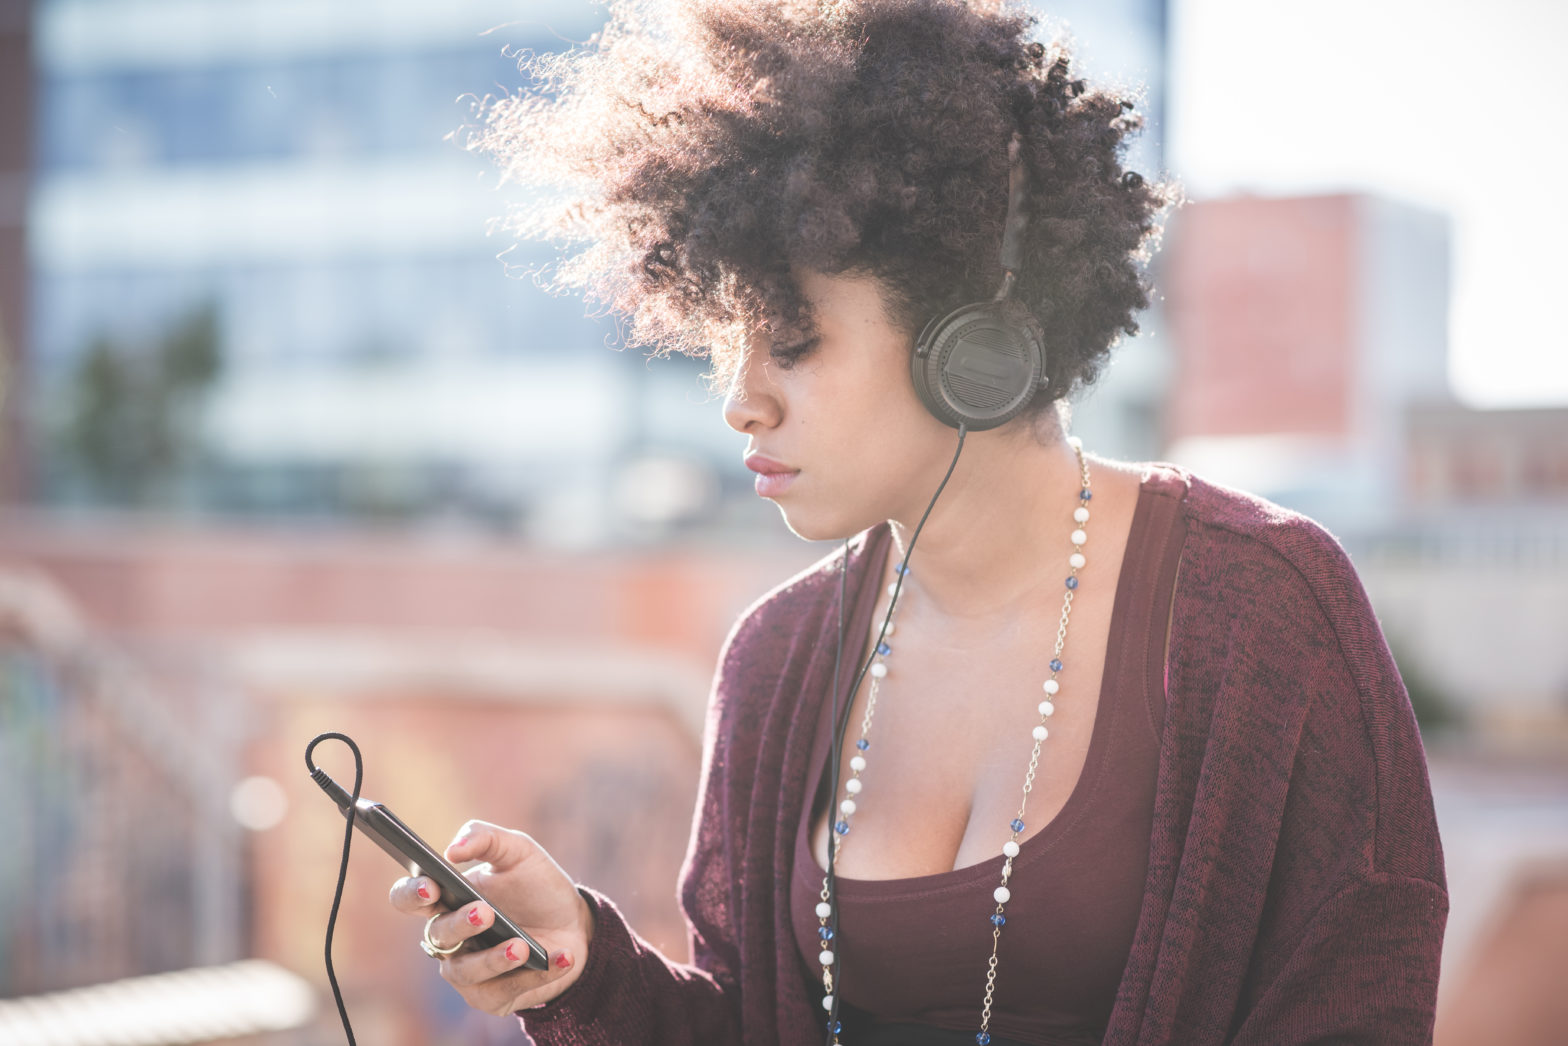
789, 466, 1188, 1046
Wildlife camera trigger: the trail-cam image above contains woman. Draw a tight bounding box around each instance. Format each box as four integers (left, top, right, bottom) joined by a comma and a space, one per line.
389, 1, 1448, 1043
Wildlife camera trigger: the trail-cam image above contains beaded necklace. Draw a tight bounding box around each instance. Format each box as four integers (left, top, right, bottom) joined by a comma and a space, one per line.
816, 436, 1093, 1046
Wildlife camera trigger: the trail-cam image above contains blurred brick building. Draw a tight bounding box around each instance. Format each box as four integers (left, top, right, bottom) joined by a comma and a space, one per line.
1161, 191, 1451, 528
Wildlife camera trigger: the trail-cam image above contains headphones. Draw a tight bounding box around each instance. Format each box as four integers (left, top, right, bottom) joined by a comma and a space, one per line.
908, 132, 1048, 431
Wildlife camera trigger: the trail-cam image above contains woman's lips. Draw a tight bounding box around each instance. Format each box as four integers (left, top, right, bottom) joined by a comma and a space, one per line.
745, 454, 799, 498
753, 470, 797, 498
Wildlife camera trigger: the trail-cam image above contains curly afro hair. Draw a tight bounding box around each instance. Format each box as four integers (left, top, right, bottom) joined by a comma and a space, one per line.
472, 0, 1177, 409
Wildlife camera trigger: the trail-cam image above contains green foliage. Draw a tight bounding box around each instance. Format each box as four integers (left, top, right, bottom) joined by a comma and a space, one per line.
1387, 634, 1465, 737
60, 302, 222, 507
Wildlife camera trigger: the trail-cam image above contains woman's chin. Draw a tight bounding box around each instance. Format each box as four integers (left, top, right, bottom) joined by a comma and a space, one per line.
772, 503, 877, 544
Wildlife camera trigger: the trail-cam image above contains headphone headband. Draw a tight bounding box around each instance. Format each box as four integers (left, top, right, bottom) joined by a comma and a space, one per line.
997, 132, 1029, 280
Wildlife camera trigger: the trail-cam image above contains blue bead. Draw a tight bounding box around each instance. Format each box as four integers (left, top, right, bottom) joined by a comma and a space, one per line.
856, 739, 870, 750
1050, 658, 1063, 672
835, 820, 850, 835
828, 1019, 842, 1033
1010, 818, 1025, 833
895, 562, 911, 575
977, 1034, 991, 1045
819, 926, 835, 940
1065, 576, 1078, 590
1080, 489, 1092, 500
990, 913, 1006, 926
876, 641, 891, 656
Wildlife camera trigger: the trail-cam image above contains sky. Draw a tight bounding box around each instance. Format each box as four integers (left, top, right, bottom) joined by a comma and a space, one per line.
1166, 0, 1568, 408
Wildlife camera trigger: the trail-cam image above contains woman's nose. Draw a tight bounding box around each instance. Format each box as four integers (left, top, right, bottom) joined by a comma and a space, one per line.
722, 344, 782, 434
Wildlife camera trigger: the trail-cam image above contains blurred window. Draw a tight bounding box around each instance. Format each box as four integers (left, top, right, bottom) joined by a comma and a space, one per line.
35, 254, 617, 380
35, 42, 559, 172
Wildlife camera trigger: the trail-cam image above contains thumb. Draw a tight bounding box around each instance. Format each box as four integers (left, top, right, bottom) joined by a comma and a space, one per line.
444, 819, 538, 871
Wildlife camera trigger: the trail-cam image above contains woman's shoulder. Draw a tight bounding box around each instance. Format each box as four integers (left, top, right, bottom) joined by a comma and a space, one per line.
1145, 466, 1445, 896
1133, 460, 1360, 598
1140, 461, 1396, 687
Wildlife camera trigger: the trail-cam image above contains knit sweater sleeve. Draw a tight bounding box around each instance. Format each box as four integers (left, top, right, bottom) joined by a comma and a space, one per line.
517, 602, 771, 1044
1204, 514, 1448, 1046
1227, 872, 1449, 1044
514, 885, 741, 1045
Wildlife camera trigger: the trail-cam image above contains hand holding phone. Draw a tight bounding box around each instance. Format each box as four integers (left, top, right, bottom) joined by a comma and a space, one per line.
310, 768, 551, 969
307, 737, 593, 1017
390, 819, 596, 1015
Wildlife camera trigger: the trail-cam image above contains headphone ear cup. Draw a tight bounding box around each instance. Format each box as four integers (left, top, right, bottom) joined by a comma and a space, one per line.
910, 300, 1047, 431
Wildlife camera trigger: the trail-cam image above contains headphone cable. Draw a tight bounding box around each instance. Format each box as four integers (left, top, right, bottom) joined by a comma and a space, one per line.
304, 732, 363, 1046
824, 422, 968, 1041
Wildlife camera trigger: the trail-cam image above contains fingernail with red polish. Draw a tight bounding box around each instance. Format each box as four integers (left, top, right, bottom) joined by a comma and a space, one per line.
467, 905, 485, 927
552, 950, 572, 970
416, 883, 432, 901
505, 941, 524, 963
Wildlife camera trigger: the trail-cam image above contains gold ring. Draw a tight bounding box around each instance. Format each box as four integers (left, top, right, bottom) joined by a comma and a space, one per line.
421, 913, 463, 958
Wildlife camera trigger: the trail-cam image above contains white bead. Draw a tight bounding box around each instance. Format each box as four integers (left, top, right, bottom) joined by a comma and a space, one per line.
823, 995, 834, 1011
1069, 552, 1086, 569
870, 662, 888, 679
819, 950, 835, 966
1074, 506, 1089, 523
1002, 840, 1020, 858
1032, 724, 1048, 741
887, 582, 901, 598
994, 886, 1011, 904
1071, 528, 1087, 546
883, 622, 896, 636
1042, 679, 1059, 695
850, 756, 866, 772
839, 798, 856, 816
1038, 700, 1055, 717
844, 778, 862, 794
816, 902, 832, 918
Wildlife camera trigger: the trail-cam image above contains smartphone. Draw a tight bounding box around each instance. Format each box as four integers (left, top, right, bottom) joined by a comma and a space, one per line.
310, 767, 550, 970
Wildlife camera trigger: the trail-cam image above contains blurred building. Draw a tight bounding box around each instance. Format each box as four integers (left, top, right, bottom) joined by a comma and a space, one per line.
25, 0, 734, 543
1358, 402, 1568, 738
0, 0, 30, 503
1161, 192, 1451, 530
1405, 402, 1568, 506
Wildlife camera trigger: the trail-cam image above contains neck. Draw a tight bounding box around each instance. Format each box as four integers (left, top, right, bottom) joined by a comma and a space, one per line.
885, 415, 1084, 621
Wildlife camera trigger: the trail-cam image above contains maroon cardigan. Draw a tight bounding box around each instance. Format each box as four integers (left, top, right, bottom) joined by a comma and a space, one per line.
523, 468, 1449, 1044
